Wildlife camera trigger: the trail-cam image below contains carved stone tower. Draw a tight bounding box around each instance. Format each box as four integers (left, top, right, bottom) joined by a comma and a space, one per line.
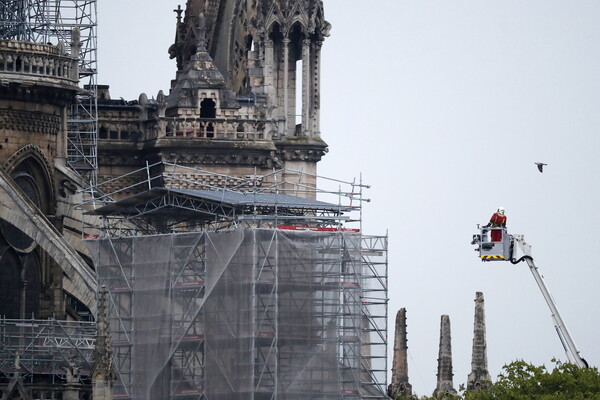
0, 29, 96, 320
388, 308, 412, 398
467, 292, 492, 391
169, 0, 330, 137
433, 314, 457, 398
98, 0, 331, 196
249, 0, 331, 140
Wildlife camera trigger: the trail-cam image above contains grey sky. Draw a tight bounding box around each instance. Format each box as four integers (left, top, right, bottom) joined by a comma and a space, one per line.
98, 1, 600, 395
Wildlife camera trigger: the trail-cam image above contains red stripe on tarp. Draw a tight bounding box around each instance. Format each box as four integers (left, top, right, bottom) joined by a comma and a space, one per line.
277, 225, 360, 233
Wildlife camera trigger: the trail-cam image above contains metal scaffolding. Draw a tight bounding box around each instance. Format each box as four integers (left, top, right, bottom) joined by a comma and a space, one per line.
88, 229, 387, 400
360, 235, 388, 399
0, 318, 96, 383
84, 166, 388, 400
0, 0, 98, 184
81, 162, 369, 237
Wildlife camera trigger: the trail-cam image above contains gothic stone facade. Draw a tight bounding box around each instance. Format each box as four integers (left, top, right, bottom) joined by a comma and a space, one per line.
97, 0, 331, 199
0, 0, 332, 398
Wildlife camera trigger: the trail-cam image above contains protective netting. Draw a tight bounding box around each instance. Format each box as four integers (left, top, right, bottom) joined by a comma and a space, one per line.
87, 228, 385, 399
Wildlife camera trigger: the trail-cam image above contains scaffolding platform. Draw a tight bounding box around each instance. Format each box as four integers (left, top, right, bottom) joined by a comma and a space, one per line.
0, 318, 96, 383
83, 165, 388, 400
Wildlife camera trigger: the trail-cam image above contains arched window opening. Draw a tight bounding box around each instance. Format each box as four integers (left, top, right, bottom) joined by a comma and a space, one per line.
1, 154, 54, 254
200, 98, 216, 138
99, 125, 108, 139
200, 98, 216, 119
10, 155, 52, 214
295, 59, 303, 126
0, 248, 21, 318
246, 34, 255, 53
23, 253, 41, 318
289, 24, 305, 131
0, 248, 42, 319
268, 22, 283, 43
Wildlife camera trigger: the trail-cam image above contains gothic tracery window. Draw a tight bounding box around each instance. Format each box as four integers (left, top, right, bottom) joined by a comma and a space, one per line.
0, 155, 51, 318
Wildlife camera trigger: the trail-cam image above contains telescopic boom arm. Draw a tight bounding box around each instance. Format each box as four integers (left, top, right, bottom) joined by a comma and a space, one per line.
510, 234, 588, 368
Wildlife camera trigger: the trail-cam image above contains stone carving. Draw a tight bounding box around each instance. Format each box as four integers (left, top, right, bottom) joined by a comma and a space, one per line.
59, 179, 78, 198
64, 359, 81, 384
92, 286, 115, 380
0, 109, 60, 135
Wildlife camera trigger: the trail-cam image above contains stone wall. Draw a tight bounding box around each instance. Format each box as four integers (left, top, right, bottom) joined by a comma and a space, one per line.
0, 37, 87, 321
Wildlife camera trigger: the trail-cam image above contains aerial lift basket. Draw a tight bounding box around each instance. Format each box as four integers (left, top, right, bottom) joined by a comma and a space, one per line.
471, 226, 512, 261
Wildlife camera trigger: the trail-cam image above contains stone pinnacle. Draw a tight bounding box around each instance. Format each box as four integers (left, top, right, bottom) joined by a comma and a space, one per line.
433, 314, 456, 399
467, 292, 492, 391
388, 308, 412, 397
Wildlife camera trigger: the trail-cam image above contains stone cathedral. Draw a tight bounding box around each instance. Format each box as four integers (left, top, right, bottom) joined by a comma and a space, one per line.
96, 0, 330, 196
0, 1, 338, 399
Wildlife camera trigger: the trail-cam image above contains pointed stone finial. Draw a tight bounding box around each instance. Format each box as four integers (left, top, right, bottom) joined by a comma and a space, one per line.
166, 9, 227, 111
433, 315, 457, 399
196, 12, 207, 52
96, 285, 109, 342
70, 27, 81, 51
92, 285, 114, 381
388, 308, 412, 397
467, 292, 492, 391
70, 27, 81, 80
173, 4, 183, 24
91, 285, 115, 400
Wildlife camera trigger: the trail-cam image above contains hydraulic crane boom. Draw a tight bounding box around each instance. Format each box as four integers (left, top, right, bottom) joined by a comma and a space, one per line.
511, 234, 588, 368
471, 228, 588, 368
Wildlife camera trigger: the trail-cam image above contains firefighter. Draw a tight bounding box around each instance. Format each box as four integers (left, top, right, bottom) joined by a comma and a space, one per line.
484, 207, 506, 242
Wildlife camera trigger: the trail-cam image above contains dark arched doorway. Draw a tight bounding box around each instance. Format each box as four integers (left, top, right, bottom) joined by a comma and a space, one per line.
200, 98, 216, 138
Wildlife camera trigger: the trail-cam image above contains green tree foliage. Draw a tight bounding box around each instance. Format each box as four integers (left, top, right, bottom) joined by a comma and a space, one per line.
464, 360, 600, 400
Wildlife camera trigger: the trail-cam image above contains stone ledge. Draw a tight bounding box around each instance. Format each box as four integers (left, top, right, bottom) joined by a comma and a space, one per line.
0, 109, 60, 135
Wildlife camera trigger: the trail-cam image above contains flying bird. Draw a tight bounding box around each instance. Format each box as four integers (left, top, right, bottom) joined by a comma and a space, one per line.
535, 162, 547, 173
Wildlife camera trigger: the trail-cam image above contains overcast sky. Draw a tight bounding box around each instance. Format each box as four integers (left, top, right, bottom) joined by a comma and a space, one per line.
98, 1, 600, 396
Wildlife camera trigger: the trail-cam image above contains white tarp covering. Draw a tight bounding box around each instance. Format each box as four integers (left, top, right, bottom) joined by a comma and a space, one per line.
87, 228, 385, 400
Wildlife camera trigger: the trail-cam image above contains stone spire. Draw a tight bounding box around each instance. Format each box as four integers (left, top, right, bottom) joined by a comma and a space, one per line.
467, 292, 492, 391
388, 308, 412, 398
171, 12, 225, 88
69, 27, 81, 81
166, 11, 239, 114
92, 285, 115, 400
433, 315, 457, 399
